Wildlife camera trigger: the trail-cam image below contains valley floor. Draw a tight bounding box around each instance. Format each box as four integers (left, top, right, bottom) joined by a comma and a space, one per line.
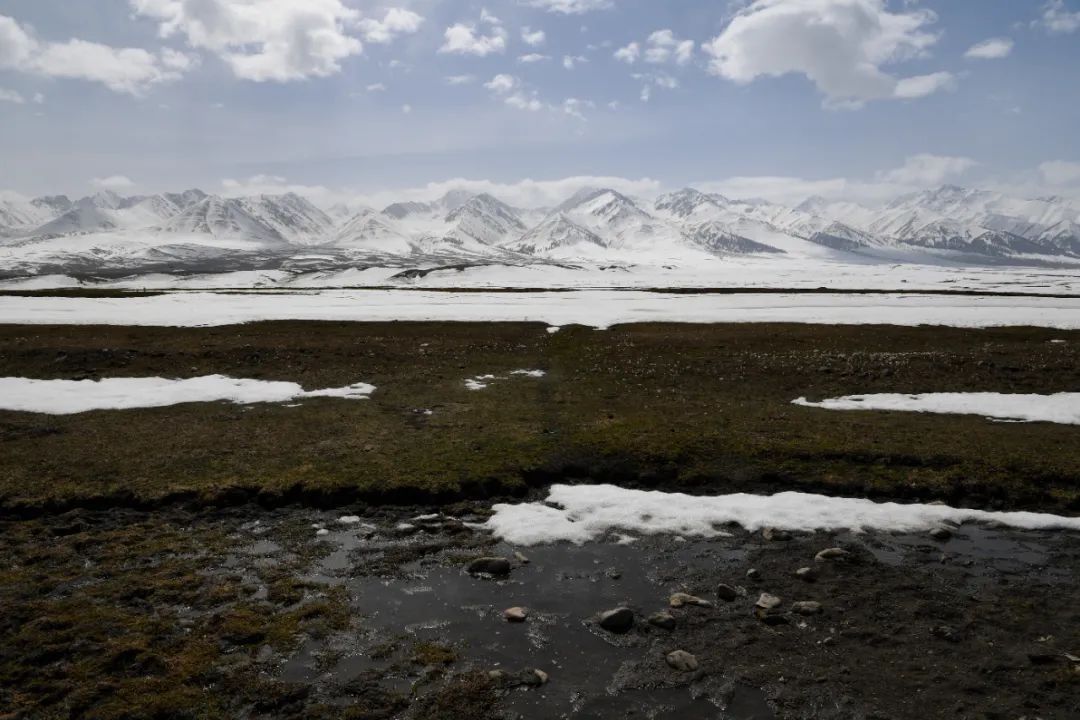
1, 318, 1078, 718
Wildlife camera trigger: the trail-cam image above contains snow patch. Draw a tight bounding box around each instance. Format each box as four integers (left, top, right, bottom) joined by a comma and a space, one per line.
483, 484, 1080, 546
464, 370, 546, 391
793, 392, 1080, 425
0, 375, 376, 415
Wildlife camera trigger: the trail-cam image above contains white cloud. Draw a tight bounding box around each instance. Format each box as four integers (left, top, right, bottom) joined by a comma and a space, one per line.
1039, 160, 1080, 185
0, 88, 25, 104
964, 38, 1014, 60
522, 27, 546, 47
518, 53, 551, 63
562, 97, 593, 120
354, 176, 661, 209
220, 174, 349, 206
877, 154, 976, 186
357, 8, 423, 44
130, 0, 363, 81
484, 74, 519, 94
563, 54, 587, 69
366, 82, 386, 92
505, 92, 544, 111
522, 0, 614, 14
32, 92, 45, 104
703, 0, 951, 106
91, 175, 136, 190
401, 103, 412, 114
445, 74, 476, 85
893, 72, 956, 99
439, 12, 507, 56
643, 30, 694, 66
0, 14, 192, 94
484, 73, 544, 112
1038, 1, 1080, 34
613, 42, 640, 64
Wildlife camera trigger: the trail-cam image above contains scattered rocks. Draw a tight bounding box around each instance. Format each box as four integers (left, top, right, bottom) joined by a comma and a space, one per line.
670, 592, 712, 608
815, 548, 850, 562
666, 650, 699, 672
598, 607, 635, 633
756, 593, 782, 610
648, 612, 677, 631
503, 607, 528, 623
716, 583, 740, 602
792, 601, 823, 615
763, 527, 793, 542
467, 557, 511, 577
929, 527, 953, 541
795, 567, 816, 582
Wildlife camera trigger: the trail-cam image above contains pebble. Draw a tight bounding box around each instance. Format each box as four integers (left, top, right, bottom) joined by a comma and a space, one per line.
513, 551, 530, 564
715, 583, 739, 602
670, 592, 712, 609
795, 567, 816, 581
503, 607, 528, 623
315, 528, 329, 537
815, 547, 850, 562
648, 612, 677, 630
598, 607, 635, 633
929, 527, 953, 541
763, 527, 793, 542
792, 601, 823, 615
523, 669, 549, 687
666, 650, 699, 672
756, 593, 782, 610
746, 568, 761, 580
467, 557, 512, 577
755, 608, 790, 625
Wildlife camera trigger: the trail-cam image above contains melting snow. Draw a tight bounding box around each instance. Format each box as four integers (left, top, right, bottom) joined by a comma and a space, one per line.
483, 484, 1080, 546
0, 375, 376, 415
793, 392, 1080, 425
464, 370, 546, 391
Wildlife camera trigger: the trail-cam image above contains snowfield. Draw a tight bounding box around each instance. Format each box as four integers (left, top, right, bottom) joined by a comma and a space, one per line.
0, 375, 376, 414
483, 484, 1080, 546
793, 392, 1080, 425
1, 290, 1079, 329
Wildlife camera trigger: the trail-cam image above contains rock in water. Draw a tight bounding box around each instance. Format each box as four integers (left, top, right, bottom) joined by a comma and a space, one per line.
792, 601, 823, 615
598, 607, 635, 633
666, 650, 699, 672
503, 607, 528, 623
763, 527, 792, 541
468, 557, 511, 577
670, 592, 712, 608
756, 593, 782, 610
648, 612, 677, 630
815, 548, 850, 562
716, 583, 740, 602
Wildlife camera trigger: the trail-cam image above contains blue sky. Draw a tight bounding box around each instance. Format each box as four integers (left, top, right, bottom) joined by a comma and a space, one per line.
1, 0, 1079, 206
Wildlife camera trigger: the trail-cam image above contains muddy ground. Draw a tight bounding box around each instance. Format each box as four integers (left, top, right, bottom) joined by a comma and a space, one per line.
0, 321, 1078, 718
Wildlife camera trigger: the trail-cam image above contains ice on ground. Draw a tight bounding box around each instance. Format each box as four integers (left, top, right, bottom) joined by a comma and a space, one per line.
464, 370, 546, 391
483, 484, 1080, 546
3, 291, 1080, 329
0, 375, 376, 415
793, 392, 1080, 425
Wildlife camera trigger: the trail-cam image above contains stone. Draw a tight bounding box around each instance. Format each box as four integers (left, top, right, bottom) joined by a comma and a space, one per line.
520, 669, 548, 687
763, 527, 792, 542
795, 567, 816, 581
598, 607, 635, 633
746, 568, 761, 580
815, 548, 850, 562
929, 527, 953, 541
755, 593, 782, 610
532, 669, 549, 685
648, 612, 677, 630
666, 650, 699, 672
503, 607, 528, 623
670, 593, 712, 609
754, 608, 790, 625
792, 601, 822, 615
467, 557, 511, 577
513, 551, 530, 564
715, 583, 739, 602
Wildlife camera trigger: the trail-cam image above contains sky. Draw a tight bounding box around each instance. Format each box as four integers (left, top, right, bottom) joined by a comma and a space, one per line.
1, 0, 1079, 207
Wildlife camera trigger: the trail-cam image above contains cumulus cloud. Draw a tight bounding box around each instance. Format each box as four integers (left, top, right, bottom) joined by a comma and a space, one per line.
484, 73, 519, 94
521, 27, 546, 46
1037, 0, 1080, 34
644, 30, 694, 65
964, 38, 1014, 60
0, 14, 192, 94
357, 8, 424, 44
703, 0, 952, 106
439, 11, 507, 56
130, 0, 365, 81
563, 54, 587, 69
91, 175, 136, 190
1039, 160, 1080, 185
484, 73, 545, 112
522, 0, 614, 14
613, 42, 640, 64
877, 154, 977, 186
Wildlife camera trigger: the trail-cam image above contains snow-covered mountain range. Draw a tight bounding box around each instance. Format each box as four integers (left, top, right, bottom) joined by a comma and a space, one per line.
2, 183, 1080, 278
